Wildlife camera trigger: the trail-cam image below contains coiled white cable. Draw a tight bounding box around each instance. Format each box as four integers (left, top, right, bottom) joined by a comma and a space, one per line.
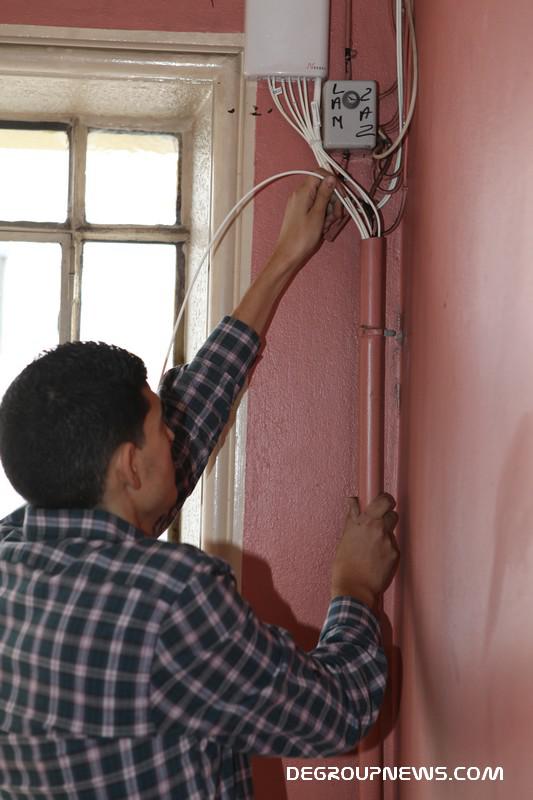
160, 170, 339, 382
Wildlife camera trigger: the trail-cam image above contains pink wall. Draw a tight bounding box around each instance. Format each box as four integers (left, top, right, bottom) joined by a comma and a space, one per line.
399, 0, 533, 797
0, 2, 401, 798
242, 5, 401, 799
0, 0, 244, 34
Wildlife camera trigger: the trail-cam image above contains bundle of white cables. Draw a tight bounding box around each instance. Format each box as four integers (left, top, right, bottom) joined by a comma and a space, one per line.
267, 0, 417, 234
373, 0, 418, 213
268, 76, 380, 239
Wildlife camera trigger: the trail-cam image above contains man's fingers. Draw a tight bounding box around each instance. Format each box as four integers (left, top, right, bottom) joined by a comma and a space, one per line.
324, 193, 343, 229
362, 492, 396, 520
297, 168, 329, 196
329, 193, 344, 223
348, 496, 361, 518
310, 174, 336, 218
384, 513, 401, 558
324, 212, 350, 242
383, 510, 399, 533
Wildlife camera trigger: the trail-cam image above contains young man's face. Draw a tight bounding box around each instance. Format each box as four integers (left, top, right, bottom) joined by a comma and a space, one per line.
136, 386, 177, 533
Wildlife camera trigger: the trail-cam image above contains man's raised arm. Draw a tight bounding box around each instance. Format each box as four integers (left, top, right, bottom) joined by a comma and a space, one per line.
232, 174, 337, 335
157, 173, 339, 528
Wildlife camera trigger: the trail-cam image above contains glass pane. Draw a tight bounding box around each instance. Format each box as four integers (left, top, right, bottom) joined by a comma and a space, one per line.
0, 127, 69, 222
85, 131, 179, 225
0, 241, 62, 518
179, 477, 202, 547
79, 242, 176, 389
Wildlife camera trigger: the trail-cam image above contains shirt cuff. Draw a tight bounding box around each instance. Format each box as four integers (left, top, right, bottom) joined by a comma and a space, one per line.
194, 315, 261, 382
319, 596, 382, 645
225, 315, 262, 346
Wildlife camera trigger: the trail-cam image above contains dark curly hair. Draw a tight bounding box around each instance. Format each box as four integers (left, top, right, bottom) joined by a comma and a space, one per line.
0, 341, 149, 508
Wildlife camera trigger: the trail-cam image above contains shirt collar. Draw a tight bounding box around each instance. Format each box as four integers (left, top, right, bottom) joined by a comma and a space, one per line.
13, 505, 147, 544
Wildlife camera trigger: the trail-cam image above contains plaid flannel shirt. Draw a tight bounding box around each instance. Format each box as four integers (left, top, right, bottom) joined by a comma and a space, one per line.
0, 316, 387, 799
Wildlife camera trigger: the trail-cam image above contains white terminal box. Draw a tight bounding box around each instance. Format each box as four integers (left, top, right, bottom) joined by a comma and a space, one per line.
322, 80, 378, 151
244, 0, 330, 79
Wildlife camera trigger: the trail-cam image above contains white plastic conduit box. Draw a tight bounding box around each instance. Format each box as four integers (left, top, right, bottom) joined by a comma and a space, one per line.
244, 0, 330, 79
322, 80, 378, 150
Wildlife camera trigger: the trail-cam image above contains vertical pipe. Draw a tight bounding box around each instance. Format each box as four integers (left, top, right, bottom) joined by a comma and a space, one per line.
357, 236, 386, 800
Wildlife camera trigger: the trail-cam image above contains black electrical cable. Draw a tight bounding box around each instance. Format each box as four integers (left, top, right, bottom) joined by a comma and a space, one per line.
379, 158, 405, 180
383, 189, 408, 235
345, 0, 353, 80
378, 176, 404, 197
380, 80, 398, 100
369, 154, 394, 198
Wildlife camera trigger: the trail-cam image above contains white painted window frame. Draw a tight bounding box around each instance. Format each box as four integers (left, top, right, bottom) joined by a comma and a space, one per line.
0, 25, 257, 584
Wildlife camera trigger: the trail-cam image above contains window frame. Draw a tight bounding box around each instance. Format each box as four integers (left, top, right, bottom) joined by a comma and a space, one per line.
0, 25, 257, 584
0, 120, 187, 348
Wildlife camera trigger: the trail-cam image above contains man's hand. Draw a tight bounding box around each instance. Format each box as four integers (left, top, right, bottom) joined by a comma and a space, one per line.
331, 493, 400, 611
231, 171, 342, 336
270, 171, 342, 271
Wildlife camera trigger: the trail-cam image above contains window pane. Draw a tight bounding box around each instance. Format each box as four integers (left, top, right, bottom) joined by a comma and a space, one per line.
79, 242, 176, 389
0, 127, 69, 222
0, 241, 62, 518
85, 131, 179, 225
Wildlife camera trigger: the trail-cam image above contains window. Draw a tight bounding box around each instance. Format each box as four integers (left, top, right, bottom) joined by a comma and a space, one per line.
0, 123, 183, 389
0, 26, 255, 571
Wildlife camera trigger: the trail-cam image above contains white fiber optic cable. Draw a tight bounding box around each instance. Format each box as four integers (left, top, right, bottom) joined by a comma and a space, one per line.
159, 170, 350, 382
269, 78, 363, 235
376, 147, 403, 209
319, 146, 382, 237
297, 79, 313, 134
266, 2, 416, 230
397, 0, 405, 129
270, 82, 370, 237
373, 0, 418, 209
269, 78, 378, 237
374, 0, 418, 160
269, 78, 364, 233
268, 78, 304, 138
286, 79, 309, 134
375, 142, 403, 208
300, 78, 381, 236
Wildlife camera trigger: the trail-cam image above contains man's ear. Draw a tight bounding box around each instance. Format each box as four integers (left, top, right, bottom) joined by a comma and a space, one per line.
111, 441, 142, 492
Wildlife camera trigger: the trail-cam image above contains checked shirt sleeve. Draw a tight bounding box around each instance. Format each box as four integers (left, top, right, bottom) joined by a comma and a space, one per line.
150, 558, 387, 757
158, 316, 260, 516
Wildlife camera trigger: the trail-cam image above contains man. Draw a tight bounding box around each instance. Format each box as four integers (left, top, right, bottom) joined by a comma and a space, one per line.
0, 174, 399, 799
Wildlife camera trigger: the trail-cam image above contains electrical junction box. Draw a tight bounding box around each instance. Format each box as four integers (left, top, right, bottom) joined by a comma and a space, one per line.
244, 0, 330, 79
322, 80, 378, 151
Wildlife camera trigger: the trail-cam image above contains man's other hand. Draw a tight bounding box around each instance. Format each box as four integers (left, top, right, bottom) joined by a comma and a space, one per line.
331, 493, 400, 610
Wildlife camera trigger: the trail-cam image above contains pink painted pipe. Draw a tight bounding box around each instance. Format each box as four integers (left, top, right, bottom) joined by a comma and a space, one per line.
358, 237, 386, 501
357, 236, 386, 800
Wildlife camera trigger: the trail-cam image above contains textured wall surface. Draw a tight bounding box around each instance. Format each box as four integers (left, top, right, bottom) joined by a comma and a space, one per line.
398, 0, 533, 797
